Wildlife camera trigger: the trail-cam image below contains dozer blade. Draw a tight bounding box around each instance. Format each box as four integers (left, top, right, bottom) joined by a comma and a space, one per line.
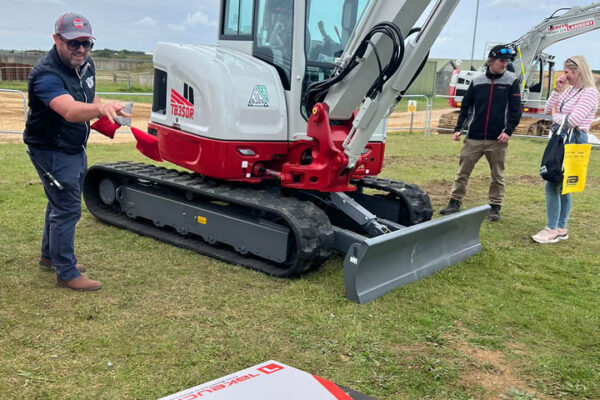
343, 205, 489, 304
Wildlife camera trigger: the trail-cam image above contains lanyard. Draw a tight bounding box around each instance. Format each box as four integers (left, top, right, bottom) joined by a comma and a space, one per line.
559, 87, 583, 112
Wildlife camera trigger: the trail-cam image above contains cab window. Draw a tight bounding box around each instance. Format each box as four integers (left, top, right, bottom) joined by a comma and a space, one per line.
254, 0, 294, 89
222, 0, 254, 38
302, 0, 369, 117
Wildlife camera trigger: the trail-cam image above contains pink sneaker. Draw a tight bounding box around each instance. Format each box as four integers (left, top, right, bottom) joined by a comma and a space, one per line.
532, 228, 559, 244
555, 228, 568, 240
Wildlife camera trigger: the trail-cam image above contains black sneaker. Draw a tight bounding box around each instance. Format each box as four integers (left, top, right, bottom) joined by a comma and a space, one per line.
488, 204, 501, 221
440, 199, 461, 215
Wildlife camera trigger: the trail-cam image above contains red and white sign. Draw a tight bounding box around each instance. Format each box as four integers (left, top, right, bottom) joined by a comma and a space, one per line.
73, 18, 84, 29
546, 18, 595, 36
158, 361, 353, 400
170, 89, 194, 120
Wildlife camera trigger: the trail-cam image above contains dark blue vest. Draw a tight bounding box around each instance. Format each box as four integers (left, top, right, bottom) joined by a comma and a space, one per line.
24, 46, 96, 154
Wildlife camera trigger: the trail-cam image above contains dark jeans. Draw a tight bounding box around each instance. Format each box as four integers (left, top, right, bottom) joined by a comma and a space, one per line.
28, 146, 87, 281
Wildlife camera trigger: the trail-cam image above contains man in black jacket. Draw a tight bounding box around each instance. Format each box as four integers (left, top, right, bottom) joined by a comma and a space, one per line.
440, 45, 522, 221
24, 13, 129, 291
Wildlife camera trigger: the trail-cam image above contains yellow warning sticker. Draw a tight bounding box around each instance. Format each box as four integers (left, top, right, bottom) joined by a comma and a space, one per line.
197, 216, 207, 224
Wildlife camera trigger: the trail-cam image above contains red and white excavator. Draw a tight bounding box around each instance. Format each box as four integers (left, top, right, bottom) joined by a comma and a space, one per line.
84, 0, 490, 303
442, 1, 600, 134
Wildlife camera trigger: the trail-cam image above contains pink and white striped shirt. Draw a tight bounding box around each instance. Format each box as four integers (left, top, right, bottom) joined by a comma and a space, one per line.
545, 86, 599, 132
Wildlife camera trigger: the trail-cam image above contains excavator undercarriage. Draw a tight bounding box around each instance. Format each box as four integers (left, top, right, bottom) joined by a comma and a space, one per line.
84, 162, 488, 303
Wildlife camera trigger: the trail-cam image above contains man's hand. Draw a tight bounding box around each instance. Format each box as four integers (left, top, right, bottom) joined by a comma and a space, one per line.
99, 102, 131, 124
453, 131, 462, 141
497, 132, 510, 144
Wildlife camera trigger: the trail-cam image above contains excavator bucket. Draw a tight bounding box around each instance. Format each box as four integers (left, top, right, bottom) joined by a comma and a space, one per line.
343, 205, 489, 304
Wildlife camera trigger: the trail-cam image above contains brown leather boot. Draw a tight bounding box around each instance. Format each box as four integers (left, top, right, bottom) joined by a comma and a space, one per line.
57, 275, 103, 291
39, 257, 86, 273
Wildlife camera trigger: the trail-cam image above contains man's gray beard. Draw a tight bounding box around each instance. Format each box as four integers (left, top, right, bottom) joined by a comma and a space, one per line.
60, 54, 84, 69
70, 59, 85, 69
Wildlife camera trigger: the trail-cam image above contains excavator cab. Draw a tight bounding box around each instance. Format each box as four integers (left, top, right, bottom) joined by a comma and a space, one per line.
219, 0, 371, 127
521, 54, 555, 113
84, 0, 490, 303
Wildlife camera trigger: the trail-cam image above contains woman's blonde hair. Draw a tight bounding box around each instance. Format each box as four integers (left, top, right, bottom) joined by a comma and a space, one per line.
564, 55, 598, 92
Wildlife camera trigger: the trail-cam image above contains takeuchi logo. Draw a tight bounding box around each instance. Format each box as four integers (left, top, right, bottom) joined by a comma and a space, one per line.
546, 19, 594, 35
170, 89, 194, 119
174, 363, 285, 400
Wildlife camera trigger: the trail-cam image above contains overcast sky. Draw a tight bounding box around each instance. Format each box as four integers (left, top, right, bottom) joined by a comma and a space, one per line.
2, 0, 600, 67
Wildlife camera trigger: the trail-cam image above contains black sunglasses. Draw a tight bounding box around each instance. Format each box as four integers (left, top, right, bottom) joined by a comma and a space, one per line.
59, 36, 94, 51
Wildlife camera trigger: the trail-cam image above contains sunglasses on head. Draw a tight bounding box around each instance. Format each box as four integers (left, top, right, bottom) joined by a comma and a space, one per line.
59, 36, 94, 51
490, 47, 515, 59
566, 58, 578, 66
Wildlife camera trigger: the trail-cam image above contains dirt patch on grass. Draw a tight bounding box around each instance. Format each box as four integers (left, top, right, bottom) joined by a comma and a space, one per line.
449, 321, 547, 400
502, 174, 600, 187
390, 329, 545, 399
383, 154, 456, 168
419, 179, 453, 205
453, 341, 536, 399
586, 175, 600, 185
513, 175, 541, 186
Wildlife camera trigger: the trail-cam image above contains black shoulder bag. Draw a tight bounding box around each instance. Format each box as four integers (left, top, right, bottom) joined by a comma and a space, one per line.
539, 119, 567, 183
539, 88, 583, 183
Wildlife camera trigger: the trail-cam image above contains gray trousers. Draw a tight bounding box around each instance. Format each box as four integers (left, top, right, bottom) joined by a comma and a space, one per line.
450, 138, 508, 206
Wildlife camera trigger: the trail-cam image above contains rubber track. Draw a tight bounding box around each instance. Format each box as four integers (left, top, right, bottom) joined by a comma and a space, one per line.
84, 162, 333, 277
355, 176, 433, 225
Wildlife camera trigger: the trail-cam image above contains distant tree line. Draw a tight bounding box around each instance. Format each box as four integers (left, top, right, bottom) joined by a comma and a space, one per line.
91, 49, 152, 60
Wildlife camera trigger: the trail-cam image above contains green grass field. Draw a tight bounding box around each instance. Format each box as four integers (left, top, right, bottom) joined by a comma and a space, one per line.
0, 134, 598, 399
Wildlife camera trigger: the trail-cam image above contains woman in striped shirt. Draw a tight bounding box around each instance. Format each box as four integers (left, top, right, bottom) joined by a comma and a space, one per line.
532, 55, 599, 244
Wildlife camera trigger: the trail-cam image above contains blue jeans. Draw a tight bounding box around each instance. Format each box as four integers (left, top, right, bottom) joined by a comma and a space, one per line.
28, 146, 87, 281
544, 129, 588, 230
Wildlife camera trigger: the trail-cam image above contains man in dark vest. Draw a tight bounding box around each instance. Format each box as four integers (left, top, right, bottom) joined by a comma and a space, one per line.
24, 13, 130, 291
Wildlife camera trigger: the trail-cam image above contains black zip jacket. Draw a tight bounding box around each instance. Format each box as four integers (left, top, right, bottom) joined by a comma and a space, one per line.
24, 46, 96, 154
455, 68, 522, 139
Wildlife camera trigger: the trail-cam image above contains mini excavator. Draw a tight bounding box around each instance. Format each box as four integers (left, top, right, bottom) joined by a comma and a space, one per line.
84, 0, 489, 303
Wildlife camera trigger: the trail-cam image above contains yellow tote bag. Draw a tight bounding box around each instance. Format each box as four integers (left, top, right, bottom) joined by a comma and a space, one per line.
562, 143, 592, 194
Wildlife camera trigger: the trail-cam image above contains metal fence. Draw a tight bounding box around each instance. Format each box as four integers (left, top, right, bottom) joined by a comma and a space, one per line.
0, 66, 31, 81
2, 88, 599, 145
95, 70, 153, 88
387, 94, 433, 135
0, 66, 152, 89
0, 89, 28, 133
0, 89, 152, 134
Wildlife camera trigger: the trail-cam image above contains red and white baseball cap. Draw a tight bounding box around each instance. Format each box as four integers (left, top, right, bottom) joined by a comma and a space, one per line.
54, 12, 95, 40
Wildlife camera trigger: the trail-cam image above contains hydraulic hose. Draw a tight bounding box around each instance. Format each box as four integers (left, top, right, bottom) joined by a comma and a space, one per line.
304, 21, 405, 114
